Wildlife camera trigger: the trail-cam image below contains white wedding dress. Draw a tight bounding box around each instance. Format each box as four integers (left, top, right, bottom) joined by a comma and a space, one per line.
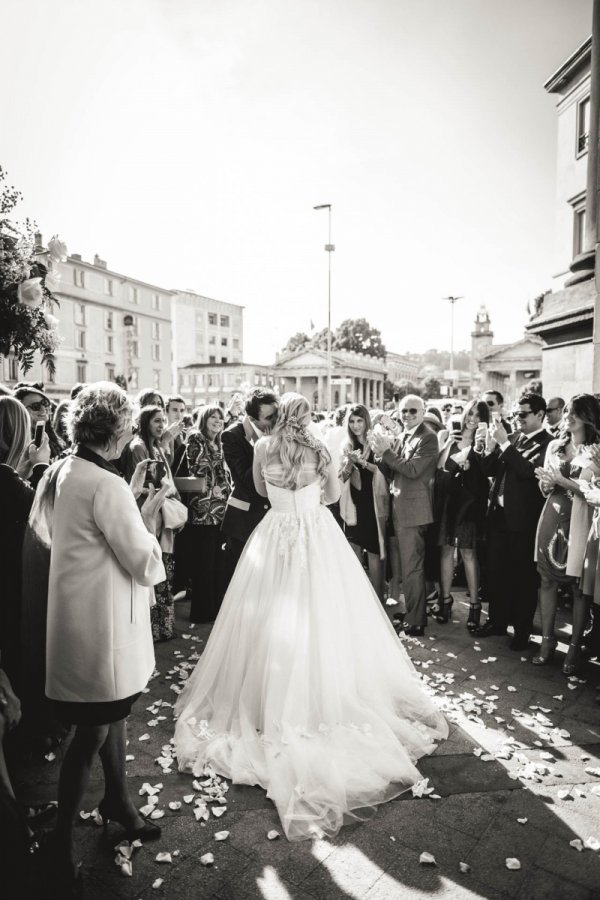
174, 451, 448, 841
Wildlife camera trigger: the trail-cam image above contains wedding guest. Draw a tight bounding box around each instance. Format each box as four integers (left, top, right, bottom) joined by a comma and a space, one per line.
136, 388, 165, 410
0, 396, 50, 875
339, 405, 388, 600
481, 389, 512, 434
185, 405, 232, 622
220, 388, 278, 579
324, 404, 350, 529
370, 395, 438, 636
432, 400, 489, 629
165, 394, 188, 471
545, 396, 565, 438
69, 383, 86, 400
476, 392, 552, 650
534, 395, 600, 672
371, 412, 404, 618
13, 386, 65, 463
52, 399, 71, 446
125, 405, 179, 641
30, 382, 167, 892
224, 393, 245, 428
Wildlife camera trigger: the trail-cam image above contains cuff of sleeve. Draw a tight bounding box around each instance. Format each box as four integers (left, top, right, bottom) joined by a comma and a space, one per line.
500, 440, 511, 453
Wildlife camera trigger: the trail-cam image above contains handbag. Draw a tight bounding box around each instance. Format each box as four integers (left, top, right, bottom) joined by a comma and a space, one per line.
161, 495, 189, 531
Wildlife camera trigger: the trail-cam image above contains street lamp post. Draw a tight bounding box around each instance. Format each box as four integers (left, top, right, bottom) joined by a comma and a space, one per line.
314, 204, 335, 413
443, 295, 463, 371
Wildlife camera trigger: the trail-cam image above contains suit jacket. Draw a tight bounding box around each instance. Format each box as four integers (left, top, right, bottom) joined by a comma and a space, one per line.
481, 429, 552, 533
380, 422, 438, 527
220, 417, 270, 543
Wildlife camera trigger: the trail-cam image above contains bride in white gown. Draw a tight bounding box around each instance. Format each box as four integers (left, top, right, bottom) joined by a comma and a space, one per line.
174, 393, 447, 841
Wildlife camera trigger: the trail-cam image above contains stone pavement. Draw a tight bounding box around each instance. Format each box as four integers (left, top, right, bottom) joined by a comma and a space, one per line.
13, 592, 600, 900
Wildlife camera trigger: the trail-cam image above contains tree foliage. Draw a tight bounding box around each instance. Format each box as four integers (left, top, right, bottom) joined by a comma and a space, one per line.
421, 376, 442, 400
281, 318, 386, 359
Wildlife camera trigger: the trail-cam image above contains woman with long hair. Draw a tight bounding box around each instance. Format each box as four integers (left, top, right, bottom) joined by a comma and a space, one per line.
13, 386, 65, 466
174, 393, 447, 843
534, 393, 600, 673
184, 405, 231, 623
339, 404, 388, 599
433, 399, 490, 629
125, 405, 178, 641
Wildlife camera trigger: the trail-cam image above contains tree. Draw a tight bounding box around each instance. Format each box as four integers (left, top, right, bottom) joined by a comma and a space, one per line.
393, 380, 421, 400
334, 318, 386, 359
282, 331, 310, 354
422, 376, 442, 400
522, 379, 543, 396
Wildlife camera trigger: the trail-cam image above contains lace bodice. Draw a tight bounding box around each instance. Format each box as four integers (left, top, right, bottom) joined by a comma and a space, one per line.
265, 479, 322, 514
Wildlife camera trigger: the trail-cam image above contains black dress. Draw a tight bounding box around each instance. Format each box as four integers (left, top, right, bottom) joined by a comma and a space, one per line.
345, 452, 380, 555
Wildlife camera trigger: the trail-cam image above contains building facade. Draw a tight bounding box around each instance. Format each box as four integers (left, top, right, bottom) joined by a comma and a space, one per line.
470, 306, 542, 402
385, 351, 420, 385
179, 362, 275, 409
1, 244, 174, 399
173, 290, 243, 371
527, 36, 594, 396
273, 348, 386, 409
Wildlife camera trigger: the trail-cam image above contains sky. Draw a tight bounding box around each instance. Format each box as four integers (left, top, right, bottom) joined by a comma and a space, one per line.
0, 0, 594, 364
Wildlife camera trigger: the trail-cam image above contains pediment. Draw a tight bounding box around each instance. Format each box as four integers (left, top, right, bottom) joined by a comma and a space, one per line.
481, 338, 542, 363
277, 351, 327, 368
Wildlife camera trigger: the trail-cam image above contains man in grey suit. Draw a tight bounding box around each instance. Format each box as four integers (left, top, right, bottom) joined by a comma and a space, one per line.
370, 395, 438, 636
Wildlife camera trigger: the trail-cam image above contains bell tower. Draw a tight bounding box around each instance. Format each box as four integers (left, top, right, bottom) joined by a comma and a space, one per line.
471, 305, 494, 383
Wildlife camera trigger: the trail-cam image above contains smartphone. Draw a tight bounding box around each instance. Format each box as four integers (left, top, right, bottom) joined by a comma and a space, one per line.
450, 415, 462, 436
152, 460, 166, 487
34, 421, 45, 447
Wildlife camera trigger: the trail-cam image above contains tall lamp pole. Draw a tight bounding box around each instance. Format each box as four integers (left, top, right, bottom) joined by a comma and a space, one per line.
443, 295, 463, 371
314, 204, 335, 412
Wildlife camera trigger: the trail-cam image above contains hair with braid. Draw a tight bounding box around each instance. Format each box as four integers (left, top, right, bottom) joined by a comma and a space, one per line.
267, 393, 331, 489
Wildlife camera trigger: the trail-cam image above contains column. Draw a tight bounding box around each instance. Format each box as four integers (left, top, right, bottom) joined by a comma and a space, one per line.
295, 375, 301, 394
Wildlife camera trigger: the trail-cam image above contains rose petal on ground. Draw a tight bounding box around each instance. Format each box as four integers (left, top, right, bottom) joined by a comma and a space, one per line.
267, 830, 280, 840
44, 752, 56, 762
459, 862, 471, 873
169, 801, 182, 810
505, 858, 521, 870
584, 836, 600, 851
152, 878, 164, 888
200, 853, 214, 866
155, 852, 172, 863
138, 734, 150, 742
212, 806, 227, 817
517, 818, 528, 825
419, 852, 436, 865
570, 839, 584, 851
150, 809, 164, 819
215, 831, 230, 841
183, 794, 195, 804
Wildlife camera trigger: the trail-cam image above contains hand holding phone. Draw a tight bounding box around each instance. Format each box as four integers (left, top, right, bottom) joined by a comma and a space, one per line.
34, 421, 45, 447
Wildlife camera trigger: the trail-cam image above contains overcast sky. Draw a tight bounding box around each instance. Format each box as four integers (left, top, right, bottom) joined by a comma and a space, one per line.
0, 0, 593, 363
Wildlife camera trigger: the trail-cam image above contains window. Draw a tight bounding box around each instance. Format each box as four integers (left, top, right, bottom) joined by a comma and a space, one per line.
128, 315, 138, 335
76, 362, 87, 382
105, 278, 113, 296
75, 330, 86, 350
152, 321, 161, 340
129, 286, 139, 304
106, 364, 116, 381
209, 355, 216, 364
209, 335, 216, 345
574, 205, 587, 256
151, 293, 161, 310
153, 369, 161, 389
129, 368, 139, 389
130, 339, 139, 358
74, 303, 86, 325
106, 335, 114, 353
221, 356, 228, 364
105, 310, 114, 330
79, 270, 85, 288
8, 357, 18, 380
233, 338, 240, 349
221, 337, 228, 347
220, 315, 229, 327
152, 343, 161, 361
208, 312, 217, 325
577, 96, 590, 156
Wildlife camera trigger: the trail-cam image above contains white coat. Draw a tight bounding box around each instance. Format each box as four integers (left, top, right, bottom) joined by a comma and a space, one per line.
45, 455, 166, 703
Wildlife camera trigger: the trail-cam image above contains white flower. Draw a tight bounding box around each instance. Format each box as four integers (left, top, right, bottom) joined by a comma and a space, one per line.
17, 277, 43, 307
47, 236, 68, 262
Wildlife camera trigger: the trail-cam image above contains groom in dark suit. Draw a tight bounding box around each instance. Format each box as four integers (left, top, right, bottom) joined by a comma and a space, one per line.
476, 392, 552, 650
221, 388, 278, 580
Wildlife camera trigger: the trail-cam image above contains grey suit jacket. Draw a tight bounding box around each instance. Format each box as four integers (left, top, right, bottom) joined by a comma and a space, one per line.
380, 423, 438, 527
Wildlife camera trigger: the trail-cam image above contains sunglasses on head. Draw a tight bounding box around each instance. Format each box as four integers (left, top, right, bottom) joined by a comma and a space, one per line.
401, 408, 419, 415
26, 400, 49, 411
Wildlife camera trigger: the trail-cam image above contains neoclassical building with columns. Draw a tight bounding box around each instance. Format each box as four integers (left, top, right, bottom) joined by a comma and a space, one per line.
272, 347, 386, 409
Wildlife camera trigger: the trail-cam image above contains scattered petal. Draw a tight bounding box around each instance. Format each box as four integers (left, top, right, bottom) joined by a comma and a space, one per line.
212, 806, 227, 817
459, 862, 471, 873
584, 836, 600, 851
505, 858, 521, 870
155, 852, 172, 864
419, 852, 436, 865
44, 752, 56, 762
570, 839, 584, 851
169, 801, 182, 811
517, 818, 528, 825
138, 734, 150, 742
215, 831, 230, 841
152, 878, 164, 888
200, 853, 214, 866
267, 830, 280, 840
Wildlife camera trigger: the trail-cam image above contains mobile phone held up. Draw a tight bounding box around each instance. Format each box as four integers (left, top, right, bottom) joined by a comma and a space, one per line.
144, 460, 166, 488
34, 421, 45, 447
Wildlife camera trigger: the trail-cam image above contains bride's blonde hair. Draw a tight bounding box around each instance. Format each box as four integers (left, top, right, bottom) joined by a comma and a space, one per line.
267, 393, 331, 489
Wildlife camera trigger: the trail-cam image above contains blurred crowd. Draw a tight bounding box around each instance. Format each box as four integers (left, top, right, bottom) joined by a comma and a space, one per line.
2, 374, 600, 894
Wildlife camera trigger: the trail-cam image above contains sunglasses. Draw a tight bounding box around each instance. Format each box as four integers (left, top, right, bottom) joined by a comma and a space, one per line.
485, 400, 497, 407
442, 406, 452, 412
25, 401, 50, 412
546, 407, 561, 414
516, 410, 533, 419
400, 408, 420, 415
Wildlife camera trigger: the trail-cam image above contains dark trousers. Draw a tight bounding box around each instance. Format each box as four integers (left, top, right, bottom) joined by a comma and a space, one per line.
189, 525, 228, 624
486, 507, 539, 640
393, 515, 428, 628
224, 534, 246, 588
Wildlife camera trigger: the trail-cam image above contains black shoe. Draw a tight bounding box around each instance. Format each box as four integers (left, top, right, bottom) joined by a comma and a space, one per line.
474, 621, 507, 638
98, 799, 162, 842
434, 595, 454, 625
509, 636, 531, 652
466, 603, 482, 633
403, 625, 425, 637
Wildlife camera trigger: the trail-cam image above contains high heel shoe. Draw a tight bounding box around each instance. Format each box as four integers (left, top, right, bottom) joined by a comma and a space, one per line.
466, 603, 482, 632
531, 636, 557, 666
98, 799, 162, 842
434, 595, 454, 624
562, 642, 583, 676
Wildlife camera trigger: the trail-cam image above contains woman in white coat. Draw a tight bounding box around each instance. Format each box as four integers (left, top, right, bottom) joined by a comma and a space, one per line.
32, 383, 168, 892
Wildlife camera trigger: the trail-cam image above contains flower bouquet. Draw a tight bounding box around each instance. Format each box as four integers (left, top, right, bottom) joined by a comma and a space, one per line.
0, 166, 65, 375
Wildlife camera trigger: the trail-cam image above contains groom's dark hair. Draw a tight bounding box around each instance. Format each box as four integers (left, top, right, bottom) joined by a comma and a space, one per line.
245, 388, 278, 420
